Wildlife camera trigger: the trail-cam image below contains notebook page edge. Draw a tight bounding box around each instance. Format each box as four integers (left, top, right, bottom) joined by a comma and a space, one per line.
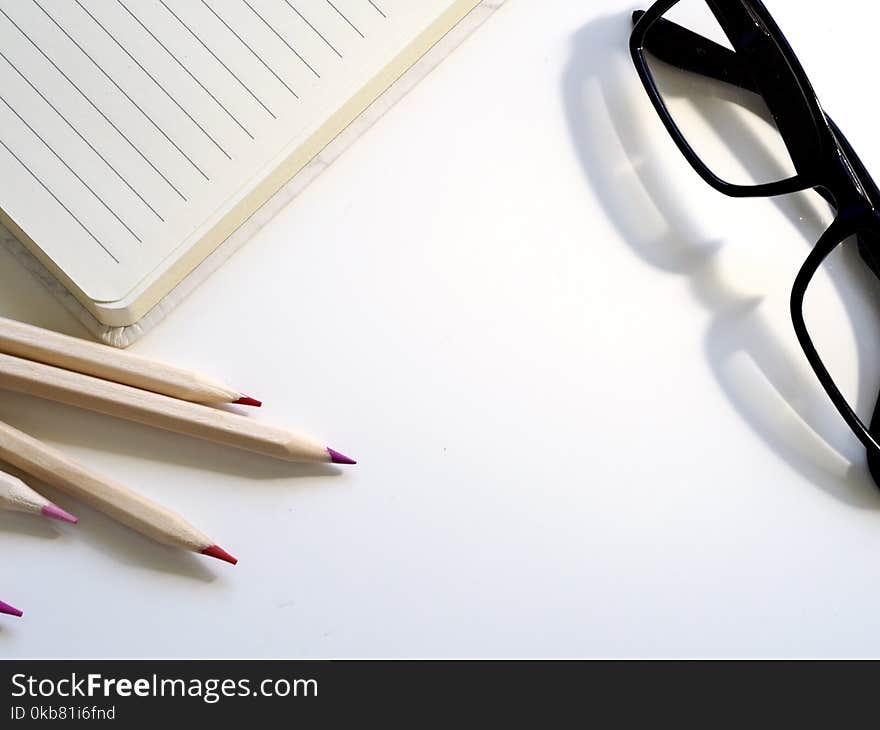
1, 0, 504, 346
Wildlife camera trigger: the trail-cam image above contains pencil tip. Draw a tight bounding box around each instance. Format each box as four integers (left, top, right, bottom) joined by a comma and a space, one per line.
327, 447, 357, 465
234, 395, 262, 407
202, 545, 238, 565
0, 601, 22, 618
41, 504, 79, 524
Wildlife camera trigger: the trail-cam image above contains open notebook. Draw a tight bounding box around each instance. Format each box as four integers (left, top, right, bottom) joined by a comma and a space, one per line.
0, 0, 498, 343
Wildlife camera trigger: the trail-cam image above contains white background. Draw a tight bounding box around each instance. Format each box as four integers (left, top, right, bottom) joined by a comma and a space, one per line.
3, 0, 880, 657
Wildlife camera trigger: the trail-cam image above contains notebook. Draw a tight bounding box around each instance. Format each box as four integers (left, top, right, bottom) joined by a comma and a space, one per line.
0, 0, 500, 345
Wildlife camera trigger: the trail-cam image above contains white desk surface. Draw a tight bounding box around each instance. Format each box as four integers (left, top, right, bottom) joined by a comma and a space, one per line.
3, 0, 880, 658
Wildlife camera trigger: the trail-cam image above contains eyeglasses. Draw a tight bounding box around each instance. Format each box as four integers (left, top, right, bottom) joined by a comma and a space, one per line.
630, 0, 880, 485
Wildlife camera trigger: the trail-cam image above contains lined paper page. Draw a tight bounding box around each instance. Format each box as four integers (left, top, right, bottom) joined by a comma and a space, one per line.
0, 0, 470, 307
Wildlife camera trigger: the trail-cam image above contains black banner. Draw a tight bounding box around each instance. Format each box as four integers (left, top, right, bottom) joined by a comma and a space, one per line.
0, 660, 868, 724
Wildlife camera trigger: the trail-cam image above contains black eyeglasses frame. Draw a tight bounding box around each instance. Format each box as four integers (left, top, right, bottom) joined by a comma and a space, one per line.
629, 0, 880, 482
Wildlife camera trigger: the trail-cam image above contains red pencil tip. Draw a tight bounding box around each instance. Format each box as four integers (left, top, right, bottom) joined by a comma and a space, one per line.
327, 447, 357, 465
202, 545, 238, 565
0, 600, 22, 617
234, 395, 262, 407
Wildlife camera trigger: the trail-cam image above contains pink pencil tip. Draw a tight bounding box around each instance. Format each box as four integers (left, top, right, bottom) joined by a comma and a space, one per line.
201, 545, 238, 565
327, 447, 357, 465
0, 600, 22, 618
234, 395, 262, 407
41, 504, 79, 524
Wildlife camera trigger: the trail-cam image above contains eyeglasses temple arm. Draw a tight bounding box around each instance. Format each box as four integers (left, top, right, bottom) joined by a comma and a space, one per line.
631, 10, 837, 209
631, 10, 758, 94
633, 12, 880, 214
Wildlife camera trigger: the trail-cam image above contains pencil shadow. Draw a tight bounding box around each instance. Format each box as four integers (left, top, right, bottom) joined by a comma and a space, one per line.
0, 393, 340, 482
66, 500, 220, 583
562, 12, 880, 508
0, 510, 62, 541
2, 469, 219, 583
0, 393, 341, 579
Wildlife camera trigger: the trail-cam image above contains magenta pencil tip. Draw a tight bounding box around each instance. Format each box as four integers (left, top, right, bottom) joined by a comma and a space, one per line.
234, 395, 262, 407
41, 504, 79, 524
201, 545, 238, 565
0, 600, 22, 618
327, 447, 357, 465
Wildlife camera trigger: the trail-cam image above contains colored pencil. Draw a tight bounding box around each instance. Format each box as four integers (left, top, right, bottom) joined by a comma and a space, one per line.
0, 468, 78, 523
0, 419, 237, 564
0, 353, 356, 464
0, 316, 260, 407
0, 599, 22, 618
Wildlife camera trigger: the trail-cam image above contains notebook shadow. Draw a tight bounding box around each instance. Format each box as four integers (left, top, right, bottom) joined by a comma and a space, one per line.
562, 12, 880, 508
0, 226, 86, 333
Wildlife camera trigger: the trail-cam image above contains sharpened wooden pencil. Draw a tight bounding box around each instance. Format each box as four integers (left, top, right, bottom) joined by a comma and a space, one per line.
0, 599, 22, 618
0, 316, 260, 406
0, 353, 356, 464
0, 468, 78, 523
0, 419, 237, 564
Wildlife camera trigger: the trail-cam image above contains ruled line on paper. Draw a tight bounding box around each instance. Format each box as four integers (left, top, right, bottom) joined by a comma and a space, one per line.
367, 1, 386, 18
74, 0, 233, 161
0, 0, 456, 303
201, 0, 299, 98
0, 93, 141, 242
158, 0, 277, 119
31, 0, 210, 183
283, 1, 342, 58
242, 0, 320, 78
0, 48, 165, 221
326, 1, 364, 37
116, 0, 255, 141
0, 136, 120, 263
0, 5, 188, 201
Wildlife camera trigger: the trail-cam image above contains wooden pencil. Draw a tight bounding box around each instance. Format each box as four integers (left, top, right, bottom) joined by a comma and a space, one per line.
0, 316, 261, 407
0, 353, 356, 464
0, 599, 22, 618
0, 468, 78, 524
0, 418, 236, 564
